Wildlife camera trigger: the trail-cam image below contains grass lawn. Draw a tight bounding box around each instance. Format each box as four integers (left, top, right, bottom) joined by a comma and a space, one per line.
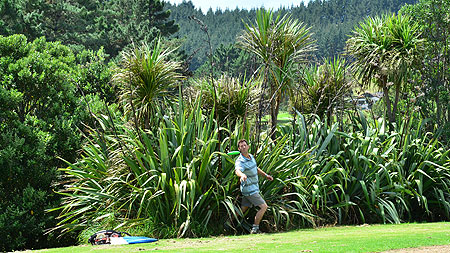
30, 222, 450, 252
261, 111, 293, 126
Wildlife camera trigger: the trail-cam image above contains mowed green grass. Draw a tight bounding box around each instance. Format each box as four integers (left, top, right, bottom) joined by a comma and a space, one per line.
261, 112, 293, 125
31, 222, 450, 252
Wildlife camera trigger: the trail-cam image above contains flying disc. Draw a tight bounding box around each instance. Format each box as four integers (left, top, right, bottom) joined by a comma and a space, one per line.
110, 236, 158, 245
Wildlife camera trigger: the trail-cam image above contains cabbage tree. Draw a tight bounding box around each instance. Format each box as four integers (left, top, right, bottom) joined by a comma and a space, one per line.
346, 14, 424, 123
113, 39, 184, 129
238, 9, 315, 140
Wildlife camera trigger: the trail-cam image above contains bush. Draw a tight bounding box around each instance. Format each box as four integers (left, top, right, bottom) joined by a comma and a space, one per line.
0, 34, 111, 251
280, 112, 450, 225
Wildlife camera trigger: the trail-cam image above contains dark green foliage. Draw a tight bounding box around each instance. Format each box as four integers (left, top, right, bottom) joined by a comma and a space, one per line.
0, 0, 102, 52
75, 48, 116, 103
0, 0, 179, 59
0, 0, 414, 70
0, 0, 48, 39
167, 2, 255, 70
194, 43, 259, 78
401, 0, 450, 144
97, 0, 179, 58
0, 186, 55, 250
0, 34, 108, 251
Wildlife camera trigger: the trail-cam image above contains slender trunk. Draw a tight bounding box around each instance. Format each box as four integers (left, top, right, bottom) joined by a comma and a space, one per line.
447, 102, 450, 124
256, 67, 269, 147
400, 96, 412, 147
436, 40, 442, 125
444, 30, 450, 124
292, 109, 296, 150
270, 93, 280, 140
256, 84, 265, 146
326, 108, 332, 127
243, 107, 248, 137
442, 14, 449, 124
436, 92, 441, 125
381, 75, 394, 123
144, 114, 149, 130
392, 83, 400, 124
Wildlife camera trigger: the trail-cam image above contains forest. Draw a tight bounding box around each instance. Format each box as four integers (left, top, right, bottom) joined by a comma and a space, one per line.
1, 0, 450, 251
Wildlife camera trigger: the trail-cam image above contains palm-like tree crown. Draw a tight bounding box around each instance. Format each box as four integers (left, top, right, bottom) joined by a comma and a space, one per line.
346, 13, 424, 123
113, 39, 184, 128
238, 9, 316, 138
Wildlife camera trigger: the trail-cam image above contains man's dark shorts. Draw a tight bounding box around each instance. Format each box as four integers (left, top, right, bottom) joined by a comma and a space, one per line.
241, 192, 266, 207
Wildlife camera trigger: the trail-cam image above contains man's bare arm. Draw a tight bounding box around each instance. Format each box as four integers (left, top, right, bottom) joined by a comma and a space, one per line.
257, 168, 273, 181
236, 167, 247, 181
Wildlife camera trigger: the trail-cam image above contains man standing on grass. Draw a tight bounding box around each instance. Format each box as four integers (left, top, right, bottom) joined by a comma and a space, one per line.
235, 139, 273, 234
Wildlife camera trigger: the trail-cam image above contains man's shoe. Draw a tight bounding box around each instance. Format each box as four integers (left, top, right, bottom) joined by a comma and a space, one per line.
250, 228, 262, 234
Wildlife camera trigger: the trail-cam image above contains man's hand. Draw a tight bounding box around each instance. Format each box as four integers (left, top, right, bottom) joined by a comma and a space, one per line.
240, 174, 247, 182
266, 174, 273, 181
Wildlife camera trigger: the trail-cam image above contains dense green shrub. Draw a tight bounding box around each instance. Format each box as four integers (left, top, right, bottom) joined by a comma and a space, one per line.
186, 75, 260, 126
280, 112, 450, 225
0, 34, 111, 251
51, 77, 450, 241
52, 95, 314, 239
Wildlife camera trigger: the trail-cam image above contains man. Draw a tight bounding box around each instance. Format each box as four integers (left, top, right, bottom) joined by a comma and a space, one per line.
235, 139, 273, 234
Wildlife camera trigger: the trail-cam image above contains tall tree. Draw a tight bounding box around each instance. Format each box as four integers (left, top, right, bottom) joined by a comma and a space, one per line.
346, 13, 424, 124
0, 34, 109, 251
401, 0, 450, 139
99, 0, 179, 57
113, 39, 184, 129
238, 8, 315, 140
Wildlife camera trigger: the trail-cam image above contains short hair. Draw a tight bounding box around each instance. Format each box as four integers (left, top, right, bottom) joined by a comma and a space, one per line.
237, 139, 248, 147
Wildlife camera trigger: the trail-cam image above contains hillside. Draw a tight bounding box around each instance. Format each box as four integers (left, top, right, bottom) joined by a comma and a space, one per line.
165, 0, 416, 70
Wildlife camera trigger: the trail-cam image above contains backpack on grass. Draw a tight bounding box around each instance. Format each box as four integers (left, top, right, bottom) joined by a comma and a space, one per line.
88, 230, 131, 245
88, 230, 158, 245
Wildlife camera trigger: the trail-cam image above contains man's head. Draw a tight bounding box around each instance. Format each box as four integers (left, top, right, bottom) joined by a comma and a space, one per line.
237, 139, 249, 154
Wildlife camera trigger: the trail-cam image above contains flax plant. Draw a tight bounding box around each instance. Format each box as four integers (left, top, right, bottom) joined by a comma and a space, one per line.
280, 111, 450, 225
292, 57, 351, 121
51, 93, 316, 238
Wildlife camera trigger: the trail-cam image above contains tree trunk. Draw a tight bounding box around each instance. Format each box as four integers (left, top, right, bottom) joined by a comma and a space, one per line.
436, 92, 441, 125
256, 72, 268, 147
270, 90, 278, 141
381, 75, 394, 123
144, 114, 150, 130
392, 83, 400, 124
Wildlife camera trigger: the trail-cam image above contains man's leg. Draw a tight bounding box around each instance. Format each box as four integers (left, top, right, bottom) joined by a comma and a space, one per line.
254, 202, 268, 225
